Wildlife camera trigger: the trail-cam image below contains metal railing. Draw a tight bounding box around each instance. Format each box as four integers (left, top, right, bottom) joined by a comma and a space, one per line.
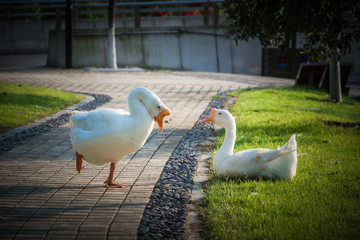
1, 0, 225, 27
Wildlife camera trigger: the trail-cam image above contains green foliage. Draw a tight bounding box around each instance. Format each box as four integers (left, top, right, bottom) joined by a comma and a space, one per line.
204, 87, 360, 239
224, 0, 360, 62
0, 83, 84, 133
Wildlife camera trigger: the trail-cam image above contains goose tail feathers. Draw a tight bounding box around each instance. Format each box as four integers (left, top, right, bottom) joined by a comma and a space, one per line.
281, 134, 297, 152
258, 135, 297, 163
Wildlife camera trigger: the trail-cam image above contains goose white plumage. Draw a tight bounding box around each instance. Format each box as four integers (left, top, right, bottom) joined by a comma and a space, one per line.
70, 87, 170, 188
202, 108, 298, 180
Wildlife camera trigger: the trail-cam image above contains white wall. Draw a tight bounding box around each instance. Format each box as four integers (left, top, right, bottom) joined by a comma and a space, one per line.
47, 27, 263, 76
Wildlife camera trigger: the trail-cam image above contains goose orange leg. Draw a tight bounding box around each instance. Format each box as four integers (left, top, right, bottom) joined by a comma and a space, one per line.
104, 163, 128, 188
76, 152, 83, 173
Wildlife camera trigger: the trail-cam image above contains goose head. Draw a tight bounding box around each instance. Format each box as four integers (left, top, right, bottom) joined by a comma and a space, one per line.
201, 108, 235, 128
152, 102, 171, 132
129, 87, 171, 132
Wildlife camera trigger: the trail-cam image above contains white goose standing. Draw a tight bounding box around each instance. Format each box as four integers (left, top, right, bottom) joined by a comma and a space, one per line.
70, 87, 170, 188
202, 108, 298, 180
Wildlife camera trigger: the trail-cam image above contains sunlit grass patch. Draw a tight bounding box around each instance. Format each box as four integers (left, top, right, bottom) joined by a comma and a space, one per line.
205, 86, 360, 239
0, 83, 84, 133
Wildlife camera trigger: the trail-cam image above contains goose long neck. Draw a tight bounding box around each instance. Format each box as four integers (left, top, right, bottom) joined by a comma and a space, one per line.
216, 119, 236, 160
128, 90, 152, 121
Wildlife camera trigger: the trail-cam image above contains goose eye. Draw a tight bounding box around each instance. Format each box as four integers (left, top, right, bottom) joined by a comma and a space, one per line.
157, 106, 161, 110
218, 112, 222, 115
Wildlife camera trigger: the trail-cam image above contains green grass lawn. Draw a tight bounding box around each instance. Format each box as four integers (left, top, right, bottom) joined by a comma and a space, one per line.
0, 83, 84, 133
204, 86, 360, 240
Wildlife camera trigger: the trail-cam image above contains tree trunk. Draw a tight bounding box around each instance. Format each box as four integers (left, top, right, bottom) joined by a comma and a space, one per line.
108, 0, 117, 69
290, 31, 297, 78
329, 61, 342, 103
329, 32, 342, 103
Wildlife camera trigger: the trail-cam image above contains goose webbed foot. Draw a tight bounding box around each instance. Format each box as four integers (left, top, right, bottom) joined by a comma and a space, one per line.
104, 162, 128, 188
104, 180, 128, 188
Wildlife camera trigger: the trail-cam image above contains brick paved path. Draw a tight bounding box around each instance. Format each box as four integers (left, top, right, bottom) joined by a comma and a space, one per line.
0, 69, 294, 239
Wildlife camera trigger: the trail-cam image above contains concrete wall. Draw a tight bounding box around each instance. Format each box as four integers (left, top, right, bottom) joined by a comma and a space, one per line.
0, 17, 214, 55
47, 28, 263, 75
0, 21, 53, 54
3, 18, 358, 79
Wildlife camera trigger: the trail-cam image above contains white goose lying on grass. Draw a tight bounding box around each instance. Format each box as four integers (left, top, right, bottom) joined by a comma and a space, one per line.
70, 87, 170, 188
202, 108, 298, 180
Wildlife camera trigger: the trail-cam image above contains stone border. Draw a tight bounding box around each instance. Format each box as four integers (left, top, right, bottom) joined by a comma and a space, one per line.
185, 93, 239, 239
138, 93, 230, 239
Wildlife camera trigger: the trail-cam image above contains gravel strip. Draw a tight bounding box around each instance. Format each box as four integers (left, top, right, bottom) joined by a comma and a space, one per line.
138, 93, 229, 239
0, 93, 111, 154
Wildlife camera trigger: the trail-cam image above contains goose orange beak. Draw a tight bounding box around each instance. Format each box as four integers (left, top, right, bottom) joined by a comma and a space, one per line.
154, 108, 171, 132
201, 108, 216, 123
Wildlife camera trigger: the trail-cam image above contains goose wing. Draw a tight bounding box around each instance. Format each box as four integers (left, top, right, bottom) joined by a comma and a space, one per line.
70, 108, 129, 130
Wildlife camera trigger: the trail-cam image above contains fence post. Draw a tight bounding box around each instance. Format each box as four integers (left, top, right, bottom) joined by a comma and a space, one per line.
204, 1, 209, 26
66, 0, 72, 68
